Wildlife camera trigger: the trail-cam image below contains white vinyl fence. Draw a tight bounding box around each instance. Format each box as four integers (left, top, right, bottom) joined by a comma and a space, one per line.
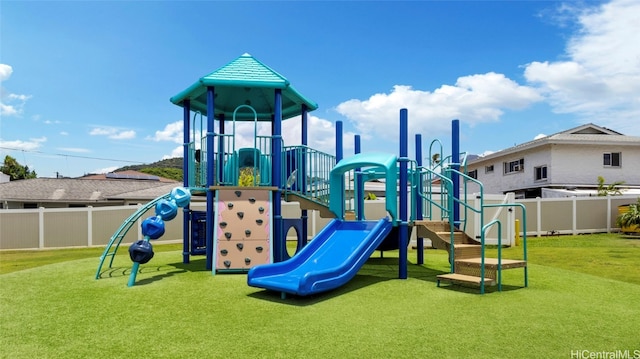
0, 195, 637, 250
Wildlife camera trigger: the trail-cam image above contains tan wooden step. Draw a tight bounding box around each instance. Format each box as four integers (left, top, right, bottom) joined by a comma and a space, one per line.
413, 220, 452, 232
437, 273, 496, 286
453, 244, 482, 260
456, 257, 527, 270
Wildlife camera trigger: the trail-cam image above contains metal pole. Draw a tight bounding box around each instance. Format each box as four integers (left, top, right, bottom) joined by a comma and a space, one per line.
452, 119, 460, 227
415, 133, 424, 265
205, 87, 216, 271
182, 100, 191, 264
399, 109, 408, 279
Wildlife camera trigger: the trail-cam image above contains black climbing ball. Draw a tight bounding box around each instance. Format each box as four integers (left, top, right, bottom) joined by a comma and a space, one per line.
128, 240, 154, 264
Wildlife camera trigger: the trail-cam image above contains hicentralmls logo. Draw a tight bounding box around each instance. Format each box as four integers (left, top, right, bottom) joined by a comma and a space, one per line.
570, 350, 640, 359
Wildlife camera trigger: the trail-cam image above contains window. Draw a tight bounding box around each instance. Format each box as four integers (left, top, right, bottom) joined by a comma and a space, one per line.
468, 169, 478, 179
485, 165, 494, 173
503, 158, 524, 174
534, 166, 547, 181
603, 152, 621, 167
23, 203, 38, 209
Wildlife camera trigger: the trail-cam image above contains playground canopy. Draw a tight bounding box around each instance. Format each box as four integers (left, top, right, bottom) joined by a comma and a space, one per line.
170, 53, 318, 121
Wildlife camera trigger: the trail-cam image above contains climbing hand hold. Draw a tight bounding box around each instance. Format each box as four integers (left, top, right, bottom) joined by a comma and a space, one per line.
225, 232, 232, 240
258, 207, 264, 213
237, 212, 244, 219
220, 249, 228, 255
244, 257, 251, 264
228, 202, 234, 209
236, 243, 244, 250
256, 219, 263, 225
224, 260, 231, 268
220, 221, 227, 228
235, 190, 242, 197
248, 197, 256, 203
256, 246, 263, 252
245, 229, 251, 236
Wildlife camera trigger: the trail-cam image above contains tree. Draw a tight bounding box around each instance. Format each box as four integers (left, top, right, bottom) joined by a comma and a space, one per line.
597, 176, 624, 196
616, 198, 640, 230
1, 155, 37, 180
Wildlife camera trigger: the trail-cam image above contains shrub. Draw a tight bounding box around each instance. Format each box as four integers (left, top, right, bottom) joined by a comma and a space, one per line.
616, 197, 640, 229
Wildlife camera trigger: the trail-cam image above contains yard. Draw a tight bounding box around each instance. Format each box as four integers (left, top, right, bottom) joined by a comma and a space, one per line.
1, 234, 638, 358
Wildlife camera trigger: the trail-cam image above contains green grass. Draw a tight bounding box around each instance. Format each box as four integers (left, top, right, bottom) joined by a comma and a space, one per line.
1, 234, 639, 358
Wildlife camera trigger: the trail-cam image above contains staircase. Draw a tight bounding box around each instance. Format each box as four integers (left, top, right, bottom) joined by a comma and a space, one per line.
414, 220, 527, 291
284, 192, 334, 218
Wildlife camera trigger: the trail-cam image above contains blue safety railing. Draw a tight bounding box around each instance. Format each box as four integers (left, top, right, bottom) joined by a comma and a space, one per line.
282, 145, 340, 209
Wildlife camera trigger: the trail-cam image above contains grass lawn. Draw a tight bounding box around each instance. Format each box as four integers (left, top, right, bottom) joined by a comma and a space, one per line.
1, 234, 639, 358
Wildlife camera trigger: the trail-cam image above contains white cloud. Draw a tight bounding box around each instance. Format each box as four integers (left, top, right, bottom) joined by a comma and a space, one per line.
93, 166, 119, 174
524, 0, 640, 135
163, 146, 184, 160
0, 137, 47, 151
281, 115, 356, 155
336, 73, 542, 141
89, 128, 112, 136
90, 126, 136, 140
110, 130, 135, 140
0, 64, 32, 117
0, 64, 12, 81
151, 121, 183, 143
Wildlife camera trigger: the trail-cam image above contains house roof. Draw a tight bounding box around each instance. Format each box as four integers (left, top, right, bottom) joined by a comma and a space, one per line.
81, 170, 177, 183
170, 53, 318, 121
0, 177, 181, 204
469, 123, 640, 164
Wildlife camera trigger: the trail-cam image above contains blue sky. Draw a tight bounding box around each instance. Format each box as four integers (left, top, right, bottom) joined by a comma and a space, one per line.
1, 0, 638, 178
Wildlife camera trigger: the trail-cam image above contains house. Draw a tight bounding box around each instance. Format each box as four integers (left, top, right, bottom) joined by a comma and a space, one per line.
465, 124, 640, 198
0, 170, 188, 209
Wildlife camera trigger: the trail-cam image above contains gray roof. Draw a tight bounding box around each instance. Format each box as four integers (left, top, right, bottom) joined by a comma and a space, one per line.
0, 178, 182, 204
470, 123, 640, 163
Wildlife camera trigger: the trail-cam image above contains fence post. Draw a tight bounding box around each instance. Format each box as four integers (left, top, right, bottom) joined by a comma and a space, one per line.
536, 197, 541, 237
39, 207, 45, 249
507, 192, 515, 246
606, 197, 612, 233
87, 206, 93, 247
572, 197, 577, 235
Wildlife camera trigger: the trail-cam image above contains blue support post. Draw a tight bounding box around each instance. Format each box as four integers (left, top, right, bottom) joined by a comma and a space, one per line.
272, 89, 284, 262
355, 135, 364, 221
399, 109, 409, 279
217, 114, 225, 184
205, 87, 216, 271
452, 119, 460, 227
301, 105, 308, 246
415, 133, 424, 265
336, 121, 343, 162
182, 99, 191, 264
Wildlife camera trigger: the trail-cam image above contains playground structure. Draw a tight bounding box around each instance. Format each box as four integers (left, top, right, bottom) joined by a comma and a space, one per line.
96, 53, 528, 294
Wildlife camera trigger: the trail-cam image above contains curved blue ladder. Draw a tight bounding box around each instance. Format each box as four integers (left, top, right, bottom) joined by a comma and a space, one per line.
94, 193, 171, 279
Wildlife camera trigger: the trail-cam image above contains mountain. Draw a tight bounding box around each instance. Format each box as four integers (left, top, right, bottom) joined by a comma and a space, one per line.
115, 157, 184, 181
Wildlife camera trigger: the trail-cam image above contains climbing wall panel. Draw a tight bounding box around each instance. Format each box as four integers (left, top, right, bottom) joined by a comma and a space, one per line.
214, 189, 272, 272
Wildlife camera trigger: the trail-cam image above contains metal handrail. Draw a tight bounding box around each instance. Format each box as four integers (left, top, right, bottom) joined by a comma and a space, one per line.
480, 219, 501, 294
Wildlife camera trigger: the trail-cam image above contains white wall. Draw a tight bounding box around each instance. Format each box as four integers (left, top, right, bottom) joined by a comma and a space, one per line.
467, 142, 640, 195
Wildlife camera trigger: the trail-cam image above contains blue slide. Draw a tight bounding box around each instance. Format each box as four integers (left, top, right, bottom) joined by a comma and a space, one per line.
247, 218, 393, 296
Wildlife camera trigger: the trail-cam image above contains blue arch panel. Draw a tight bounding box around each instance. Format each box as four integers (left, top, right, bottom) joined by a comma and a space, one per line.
329, 153, 397, 221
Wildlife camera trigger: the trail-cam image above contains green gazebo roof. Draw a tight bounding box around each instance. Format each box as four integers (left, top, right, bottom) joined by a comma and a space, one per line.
170, 53, 318, 121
